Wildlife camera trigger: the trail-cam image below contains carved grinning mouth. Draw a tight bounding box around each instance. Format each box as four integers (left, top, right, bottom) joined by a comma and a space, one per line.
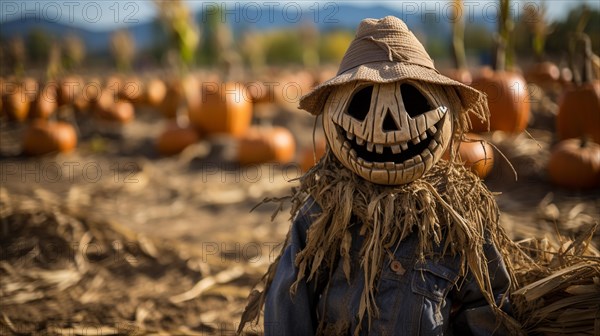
335, 115, 446, 168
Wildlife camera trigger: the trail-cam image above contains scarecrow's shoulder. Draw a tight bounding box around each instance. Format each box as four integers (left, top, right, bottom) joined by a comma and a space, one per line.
293, 197, 322, 228
286, 197, 323, 247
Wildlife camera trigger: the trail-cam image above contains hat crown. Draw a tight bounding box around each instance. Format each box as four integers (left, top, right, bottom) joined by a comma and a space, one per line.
355, 16, 409, 38
337, 16, 434, 75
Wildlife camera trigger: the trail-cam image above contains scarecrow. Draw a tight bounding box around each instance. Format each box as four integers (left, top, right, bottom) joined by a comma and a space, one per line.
240, 16, 521, 335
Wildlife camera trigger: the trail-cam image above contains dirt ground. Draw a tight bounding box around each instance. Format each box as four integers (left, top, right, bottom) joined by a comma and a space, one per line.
1, 86, 599, 335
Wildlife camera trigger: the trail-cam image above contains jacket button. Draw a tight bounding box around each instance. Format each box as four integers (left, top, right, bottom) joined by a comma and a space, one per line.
390, 260, 405, 275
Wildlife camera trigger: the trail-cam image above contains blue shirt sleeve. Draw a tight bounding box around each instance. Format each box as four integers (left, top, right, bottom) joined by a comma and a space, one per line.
451, 240, 517, 335
264, 200, 322, 336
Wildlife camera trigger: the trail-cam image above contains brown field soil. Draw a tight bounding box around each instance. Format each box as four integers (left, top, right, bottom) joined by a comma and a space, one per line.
1, 91, 599, 335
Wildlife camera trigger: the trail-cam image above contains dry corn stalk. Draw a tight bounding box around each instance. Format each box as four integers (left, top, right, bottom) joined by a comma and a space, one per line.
511, 223, 600, 335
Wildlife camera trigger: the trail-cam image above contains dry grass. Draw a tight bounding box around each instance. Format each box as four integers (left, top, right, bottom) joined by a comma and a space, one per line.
0, 187, 260, 335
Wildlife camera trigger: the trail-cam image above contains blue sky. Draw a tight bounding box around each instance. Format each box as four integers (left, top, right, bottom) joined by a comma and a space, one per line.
1, 0, 598, 31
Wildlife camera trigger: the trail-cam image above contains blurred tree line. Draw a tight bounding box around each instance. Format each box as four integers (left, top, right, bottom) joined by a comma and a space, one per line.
514, 5, 599, 60
1, 29, 85, 77
425, 4, 598, 66
2, 3, 597, 74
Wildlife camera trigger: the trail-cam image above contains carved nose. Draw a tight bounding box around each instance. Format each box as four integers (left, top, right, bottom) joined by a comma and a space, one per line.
382, 108, 400, 132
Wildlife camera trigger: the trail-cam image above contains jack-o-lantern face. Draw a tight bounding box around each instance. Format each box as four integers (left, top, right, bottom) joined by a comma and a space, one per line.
323, 80, 452, 185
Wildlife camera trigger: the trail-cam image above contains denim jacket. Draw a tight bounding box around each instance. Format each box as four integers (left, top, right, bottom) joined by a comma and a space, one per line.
265, 198, 514, 335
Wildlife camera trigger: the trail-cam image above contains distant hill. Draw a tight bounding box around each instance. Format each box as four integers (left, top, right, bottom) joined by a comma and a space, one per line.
0, 17, 160, 53
0, 3, 495, 55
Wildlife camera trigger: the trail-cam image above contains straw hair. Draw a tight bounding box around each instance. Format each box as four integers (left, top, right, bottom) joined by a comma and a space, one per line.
299, 16, 489, 131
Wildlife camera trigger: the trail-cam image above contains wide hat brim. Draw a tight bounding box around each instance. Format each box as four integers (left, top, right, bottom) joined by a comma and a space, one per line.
299, 61, 486, 117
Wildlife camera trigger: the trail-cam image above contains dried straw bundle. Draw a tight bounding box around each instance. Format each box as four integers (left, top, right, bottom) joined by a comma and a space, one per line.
511, 224, 600, 335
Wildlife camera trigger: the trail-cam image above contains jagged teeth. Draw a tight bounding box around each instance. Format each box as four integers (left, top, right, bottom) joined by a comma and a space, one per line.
375, 144, 384, 154
356, 138, 365, 145
401, 142, 409, 150
421, 148, 432, 160
346, 132, 354, 140
366, 142, 374, 152
414, 155, 423, 163
354, 155, 373, 168
428, 139, 438, 150
419, 133, 427, 141
412, 137, 420, 145
427, 126, 437, 135
391, 144, 401, 154
350, 149, 357, 158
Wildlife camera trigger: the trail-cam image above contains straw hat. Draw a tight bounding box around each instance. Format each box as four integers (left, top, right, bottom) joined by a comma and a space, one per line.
299, 16, 486, 116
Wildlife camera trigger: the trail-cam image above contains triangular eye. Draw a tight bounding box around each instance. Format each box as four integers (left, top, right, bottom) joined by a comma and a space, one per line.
400, 83, 432, 118
347, 85, 373, 121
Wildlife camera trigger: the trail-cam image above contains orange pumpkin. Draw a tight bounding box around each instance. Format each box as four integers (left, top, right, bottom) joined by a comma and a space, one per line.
300, 138, 327, 172
246, 81, 267, 105
556, 34, 600, 143
96, 99, 135, 123
547, 138, 600, 189
2, 85, 30, 121
104, 75, 123, 93
30, 84, 58, 119
119, 77, 144, 103
189, 82, 252, 137
73, 78, 102, 113
23, 120, 77, 155
559, 66, 573, 87
58, 75, 84, 106
525, 61, 560, 89
144, 78, 167, 107
237, 126, 296, 165
478, 66, 495, 79
470, 71, 530, 133
556, 80, 600, 144
21, 77, 39, 102
274, 71, 315, 106
155, 122, 200, 156
443, 133, 494, 178
94, 90, 117, 114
